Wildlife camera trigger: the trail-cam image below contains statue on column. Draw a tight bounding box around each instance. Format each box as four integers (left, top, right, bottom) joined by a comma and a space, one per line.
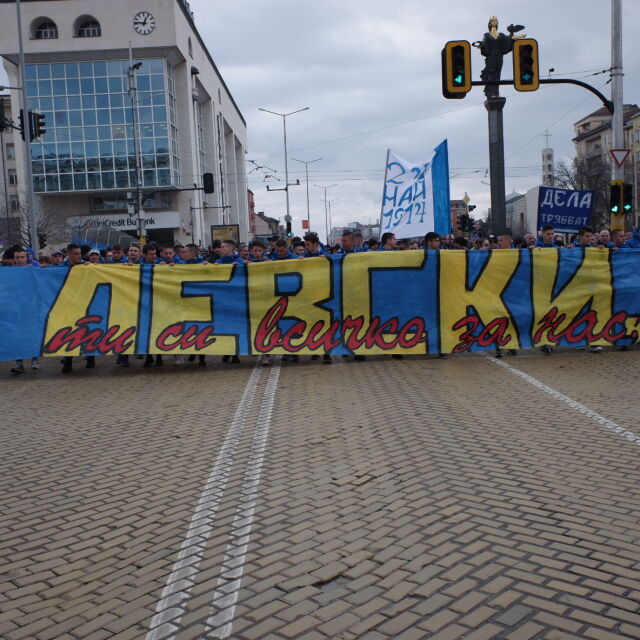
473, 17, 526, 98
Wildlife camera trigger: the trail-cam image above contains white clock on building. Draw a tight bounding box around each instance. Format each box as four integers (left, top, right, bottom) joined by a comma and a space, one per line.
133, 11, 155, 35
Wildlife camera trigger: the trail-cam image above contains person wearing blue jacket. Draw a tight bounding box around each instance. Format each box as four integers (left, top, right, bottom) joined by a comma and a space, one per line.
272, 239, 299, 260
303, 232, 330, 257
625, 227, 640, 248
248, 242, 269, 263
570, 226, 596, 248
214, 240, 244, 264
182, 244, 207, 264
159, 246, 184, 264
379, 232, 397, 250
108, 245, 129, 263
141, 244, 162, 264
535, 225, 556, 248
340, 230, 362, 254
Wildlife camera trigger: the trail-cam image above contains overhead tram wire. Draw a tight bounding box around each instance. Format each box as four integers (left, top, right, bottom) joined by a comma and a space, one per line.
252, 68, 605, 164
505, 79, 611, 162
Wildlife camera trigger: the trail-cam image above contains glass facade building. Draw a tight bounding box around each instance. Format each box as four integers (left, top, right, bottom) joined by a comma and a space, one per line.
25, 58, 180, 193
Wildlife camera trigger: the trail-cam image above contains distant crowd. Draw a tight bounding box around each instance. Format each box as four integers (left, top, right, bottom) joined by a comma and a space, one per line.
2, 224, 638, 375
2, 225, 640, 271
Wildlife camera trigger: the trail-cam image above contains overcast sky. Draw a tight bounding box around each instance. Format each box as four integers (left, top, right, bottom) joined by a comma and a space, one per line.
4, 1, 636, 238
191, 0, 638, 238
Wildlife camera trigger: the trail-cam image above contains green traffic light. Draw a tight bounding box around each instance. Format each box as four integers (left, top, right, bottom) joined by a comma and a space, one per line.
454, 73, 463, 85
522, 74, 532, 81
624, 204, 632, 211
611, 205, 619, 213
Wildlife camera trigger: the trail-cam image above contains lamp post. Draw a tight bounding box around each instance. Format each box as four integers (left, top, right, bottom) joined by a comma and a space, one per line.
291, 156, 322, 231
259, 107, 309, 222
14, 0, 39, 253
326, 198, 337, 245
314, 183, 337, 245
127, 60, 145, 243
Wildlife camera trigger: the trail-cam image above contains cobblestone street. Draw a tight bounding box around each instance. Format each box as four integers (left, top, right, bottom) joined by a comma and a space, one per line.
2, 349, 640, 640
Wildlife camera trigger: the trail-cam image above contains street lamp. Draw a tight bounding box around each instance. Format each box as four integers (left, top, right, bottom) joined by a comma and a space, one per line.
13, 0, 39, 254
314, 183, 337, 245
290, 156, 322, 231
326, 198, 338, 245
259, 107, 309, 223
127, 61, 145, 243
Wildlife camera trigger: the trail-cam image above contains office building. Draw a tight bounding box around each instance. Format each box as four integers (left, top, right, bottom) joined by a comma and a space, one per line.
0, 0, 249, 248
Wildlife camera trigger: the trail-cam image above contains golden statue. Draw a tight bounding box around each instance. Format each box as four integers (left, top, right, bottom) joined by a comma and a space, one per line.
473, 17, 527, 98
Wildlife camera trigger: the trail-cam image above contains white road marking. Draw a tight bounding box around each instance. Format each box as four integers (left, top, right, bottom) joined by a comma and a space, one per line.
488, 356, 640, 446
146, 364, 264, 640
204, 363, 282, 639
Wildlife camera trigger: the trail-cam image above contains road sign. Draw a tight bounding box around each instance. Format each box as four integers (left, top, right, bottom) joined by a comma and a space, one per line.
610, 149, 630, 168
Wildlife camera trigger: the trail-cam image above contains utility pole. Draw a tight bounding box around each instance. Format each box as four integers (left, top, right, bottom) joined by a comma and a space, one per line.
291, 156, 322, 230
485, 96, 507, 235
314, 183, 337, 245
15, 0, 38, 253
128, 53, 145, 243
326, 198, 337, 244
259, 107, 309, 223
611, 0, 623, 184
610, 0, 625, 231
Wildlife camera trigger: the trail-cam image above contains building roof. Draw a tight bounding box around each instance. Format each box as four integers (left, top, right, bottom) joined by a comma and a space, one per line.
573, 104, 640, 143
256, 212, 279, 225
505, 191, 525, 204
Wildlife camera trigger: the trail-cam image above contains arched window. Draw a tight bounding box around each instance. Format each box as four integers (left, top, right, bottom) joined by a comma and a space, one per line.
77, 17, 101, 38
33, 19, 58, 39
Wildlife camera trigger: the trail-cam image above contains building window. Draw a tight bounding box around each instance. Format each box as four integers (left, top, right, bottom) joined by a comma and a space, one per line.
33, 19, 58, 39
77, 18, 101, 38
10, 195, 19, 211
8, 169, 17, 185
25, 58, 179, 193
188, 37, 193, 58
92, 192, 170, 211
6, 143, 15, 160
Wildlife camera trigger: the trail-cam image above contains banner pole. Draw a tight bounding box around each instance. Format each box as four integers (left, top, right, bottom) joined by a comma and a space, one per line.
378, 149, 391, 240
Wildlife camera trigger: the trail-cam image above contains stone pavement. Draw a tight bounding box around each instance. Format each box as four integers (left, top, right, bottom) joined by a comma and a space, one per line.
1, 349, 640, 640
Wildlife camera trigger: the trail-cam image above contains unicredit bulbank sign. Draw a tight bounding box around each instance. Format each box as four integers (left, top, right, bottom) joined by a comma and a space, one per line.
68, 211, 181, 231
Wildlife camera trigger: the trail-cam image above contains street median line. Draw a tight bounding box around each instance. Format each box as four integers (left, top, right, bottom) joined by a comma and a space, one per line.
203, 362, 282, 639
487, 355, 640, 446
145, 363, 264, 640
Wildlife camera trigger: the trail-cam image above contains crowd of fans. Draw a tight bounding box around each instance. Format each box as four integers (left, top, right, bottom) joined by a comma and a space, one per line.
2, 224, 638, 375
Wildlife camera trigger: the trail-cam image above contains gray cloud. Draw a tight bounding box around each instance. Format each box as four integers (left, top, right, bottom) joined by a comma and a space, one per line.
193, 0, 637, 237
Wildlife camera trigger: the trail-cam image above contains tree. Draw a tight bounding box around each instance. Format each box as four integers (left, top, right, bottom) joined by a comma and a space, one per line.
0, 196, 69, 251
555, 156, 611, 230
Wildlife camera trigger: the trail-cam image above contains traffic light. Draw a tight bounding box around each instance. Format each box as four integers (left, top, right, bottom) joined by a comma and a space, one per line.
286, 220, 292, 237
610, 181, 623, 214
19, 109, 36, 142
32, 111, 46, 139
623, 182, 633, 214
19, 109, 26, 141
442, 40, 472, 99
202, 172, 214, 194
38, 233, 47, 249
513, 39, 539, 91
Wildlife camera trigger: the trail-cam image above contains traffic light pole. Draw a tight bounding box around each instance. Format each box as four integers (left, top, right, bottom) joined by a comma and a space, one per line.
471, 79, 613, 114
485, 96, 507, 235
475, 77, 613, 236
16, 0, 39, 254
